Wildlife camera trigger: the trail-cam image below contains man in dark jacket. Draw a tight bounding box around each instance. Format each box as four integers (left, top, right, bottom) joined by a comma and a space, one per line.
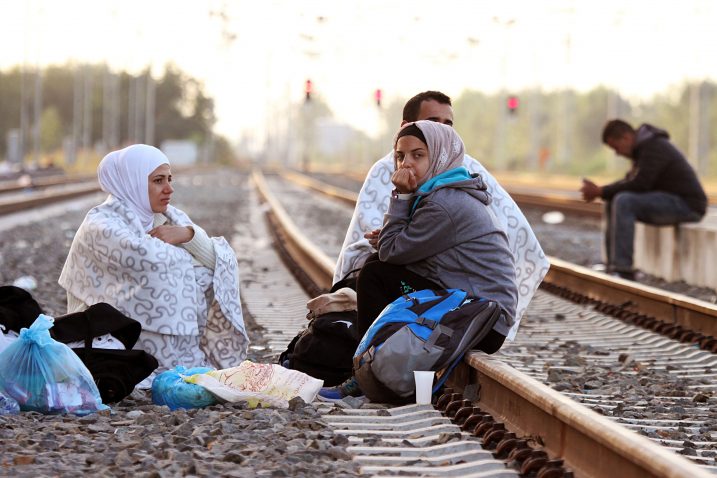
580, 119, 707, 279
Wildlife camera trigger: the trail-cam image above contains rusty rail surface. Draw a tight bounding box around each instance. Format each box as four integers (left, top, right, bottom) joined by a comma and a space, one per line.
252, 169, 334, 293
0, 165, 205, 217
459, 356, 711, 478
545, 256, 717, 339
0, 183, 102, 216
258, 168, 712, 478
0, 174, 96, 195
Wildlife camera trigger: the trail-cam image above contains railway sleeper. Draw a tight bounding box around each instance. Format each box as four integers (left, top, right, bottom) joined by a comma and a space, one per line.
436, 389, 574, 478
539, 280, 717, 354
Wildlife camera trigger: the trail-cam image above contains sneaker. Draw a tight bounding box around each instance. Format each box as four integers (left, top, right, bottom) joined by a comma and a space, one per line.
317, 376, 363, 402
609, 270, 635, 281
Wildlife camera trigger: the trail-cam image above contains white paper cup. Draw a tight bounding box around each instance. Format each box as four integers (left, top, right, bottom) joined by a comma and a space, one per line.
414, 370, 435, 405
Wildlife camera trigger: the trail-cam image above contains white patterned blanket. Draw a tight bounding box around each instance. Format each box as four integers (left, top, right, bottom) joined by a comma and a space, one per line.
59, 196, 248, 368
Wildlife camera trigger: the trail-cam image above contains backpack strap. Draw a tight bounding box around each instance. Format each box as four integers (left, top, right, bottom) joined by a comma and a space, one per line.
415, 317, 437, 328
424, 324, 453, 351
433, 354, 463, 393
330, 267, 362, 293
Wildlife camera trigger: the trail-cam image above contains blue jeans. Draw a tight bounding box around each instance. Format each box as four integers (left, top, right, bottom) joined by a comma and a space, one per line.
605, 191, 703, 271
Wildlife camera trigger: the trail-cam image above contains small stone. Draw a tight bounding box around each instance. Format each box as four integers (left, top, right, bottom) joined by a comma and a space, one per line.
340, 396, 365, 409
692, 393, 709, 403
288, 397, 307, 411
564, 355, 586, 366
223, 451, 244, 464
126, 410, 144, 419
13, 456, 35, 465
435, 432, 461, 444
331, 434, 349, 446
328, 446, 353, 460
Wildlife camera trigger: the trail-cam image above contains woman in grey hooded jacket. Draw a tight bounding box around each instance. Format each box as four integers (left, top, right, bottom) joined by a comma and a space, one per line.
319, 121, 518, 401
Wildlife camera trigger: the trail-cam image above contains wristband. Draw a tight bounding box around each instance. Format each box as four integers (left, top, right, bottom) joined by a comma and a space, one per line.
391, 189, 414, 200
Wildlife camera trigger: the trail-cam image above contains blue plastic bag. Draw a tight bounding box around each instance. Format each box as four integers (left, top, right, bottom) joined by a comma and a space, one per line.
0, 314, 108, 415
152, 366, 218, 410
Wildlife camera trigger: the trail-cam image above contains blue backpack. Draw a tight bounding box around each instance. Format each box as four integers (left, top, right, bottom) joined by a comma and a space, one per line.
353, 289, 502, 404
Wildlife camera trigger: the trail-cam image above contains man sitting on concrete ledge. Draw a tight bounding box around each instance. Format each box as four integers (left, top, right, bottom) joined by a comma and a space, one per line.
580, 119, 707, 280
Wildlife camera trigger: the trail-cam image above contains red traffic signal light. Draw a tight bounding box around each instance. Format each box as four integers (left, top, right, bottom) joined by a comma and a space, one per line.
374, 88, 382, 107
507, 95, 519, 114
305, 79, 313, 102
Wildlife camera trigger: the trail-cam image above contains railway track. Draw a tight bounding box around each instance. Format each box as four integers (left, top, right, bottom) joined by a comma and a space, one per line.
254, 169, 716, 478
0, 166, 195, 217
0, 183, 103, 216
0, 173, 95, 195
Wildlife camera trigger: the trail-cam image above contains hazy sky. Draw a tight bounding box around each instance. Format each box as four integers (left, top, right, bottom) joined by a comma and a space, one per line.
2, 0, 716, 141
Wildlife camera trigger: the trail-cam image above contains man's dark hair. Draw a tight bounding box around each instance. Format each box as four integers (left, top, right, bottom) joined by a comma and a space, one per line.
602, 119, 635, 143
403, 91, 451, 122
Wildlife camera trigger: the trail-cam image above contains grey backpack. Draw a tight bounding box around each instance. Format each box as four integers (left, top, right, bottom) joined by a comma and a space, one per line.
353, 289, 502, 404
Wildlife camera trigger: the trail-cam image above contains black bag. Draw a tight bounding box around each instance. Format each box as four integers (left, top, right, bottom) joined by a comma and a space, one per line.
278, 272, 359, 386
279, 310, 359, 386
0, 286, 43, 332
53, 303, 159, 403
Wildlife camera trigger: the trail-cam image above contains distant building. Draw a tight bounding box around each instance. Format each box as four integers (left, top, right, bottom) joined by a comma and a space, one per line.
161, 140, 198, 165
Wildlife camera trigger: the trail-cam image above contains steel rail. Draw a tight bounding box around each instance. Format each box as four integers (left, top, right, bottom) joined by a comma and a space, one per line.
506, 190, 602, 217
282, 169, 717, 339
0, 165, 218, 218
259, 168, 711, 478
0, 183, 102, 216
0, 174, 96, 194
545, 256, 717, 338
251, 169, 335, 293
282, 170, 359, 207
461, 356, 712, 478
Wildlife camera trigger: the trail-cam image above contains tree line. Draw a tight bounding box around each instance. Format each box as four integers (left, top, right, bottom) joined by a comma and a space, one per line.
0, 63, 231, 166
452, 82, 715, 177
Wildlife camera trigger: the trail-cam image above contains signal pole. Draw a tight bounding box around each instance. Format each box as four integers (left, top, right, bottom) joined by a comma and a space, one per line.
31, 67, 43, 167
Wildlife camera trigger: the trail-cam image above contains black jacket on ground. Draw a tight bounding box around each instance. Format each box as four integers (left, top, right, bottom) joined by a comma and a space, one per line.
601, 124, 707, 216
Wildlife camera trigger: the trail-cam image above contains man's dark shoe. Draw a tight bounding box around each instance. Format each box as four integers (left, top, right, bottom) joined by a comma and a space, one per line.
610, 270, 635, 281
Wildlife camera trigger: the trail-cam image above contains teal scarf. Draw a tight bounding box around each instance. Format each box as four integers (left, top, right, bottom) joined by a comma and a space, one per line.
409, 167, 472, 217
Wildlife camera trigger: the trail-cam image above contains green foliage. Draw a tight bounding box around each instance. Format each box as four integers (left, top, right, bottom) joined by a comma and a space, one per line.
450, 82, 715, 177
0, 62, 217, 160
39, 107, 63, 151
212, 135, 238, 165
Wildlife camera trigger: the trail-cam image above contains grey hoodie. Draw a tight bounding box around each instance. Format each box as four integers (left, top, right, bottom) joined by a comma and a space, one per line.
378, 175, 518, 335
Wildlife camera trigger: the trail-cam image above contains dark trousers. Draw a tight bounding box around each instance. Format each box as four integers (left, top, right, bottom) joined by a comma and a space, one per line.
356, 254, 506, 354
604, 191, 702, 271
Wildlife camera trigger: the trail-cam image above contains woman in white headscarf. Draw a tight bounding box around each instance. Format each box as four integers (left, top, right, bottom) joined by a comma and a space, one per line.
319, 121, 517, 401
59, 144, 248, 371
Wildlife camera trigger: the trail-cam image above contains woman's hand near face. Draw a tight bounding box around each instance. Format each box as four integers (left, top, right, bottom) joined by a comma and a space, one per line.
391, 168, 417, 194
148, 225, 195, 245
364, 228, 381, 248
